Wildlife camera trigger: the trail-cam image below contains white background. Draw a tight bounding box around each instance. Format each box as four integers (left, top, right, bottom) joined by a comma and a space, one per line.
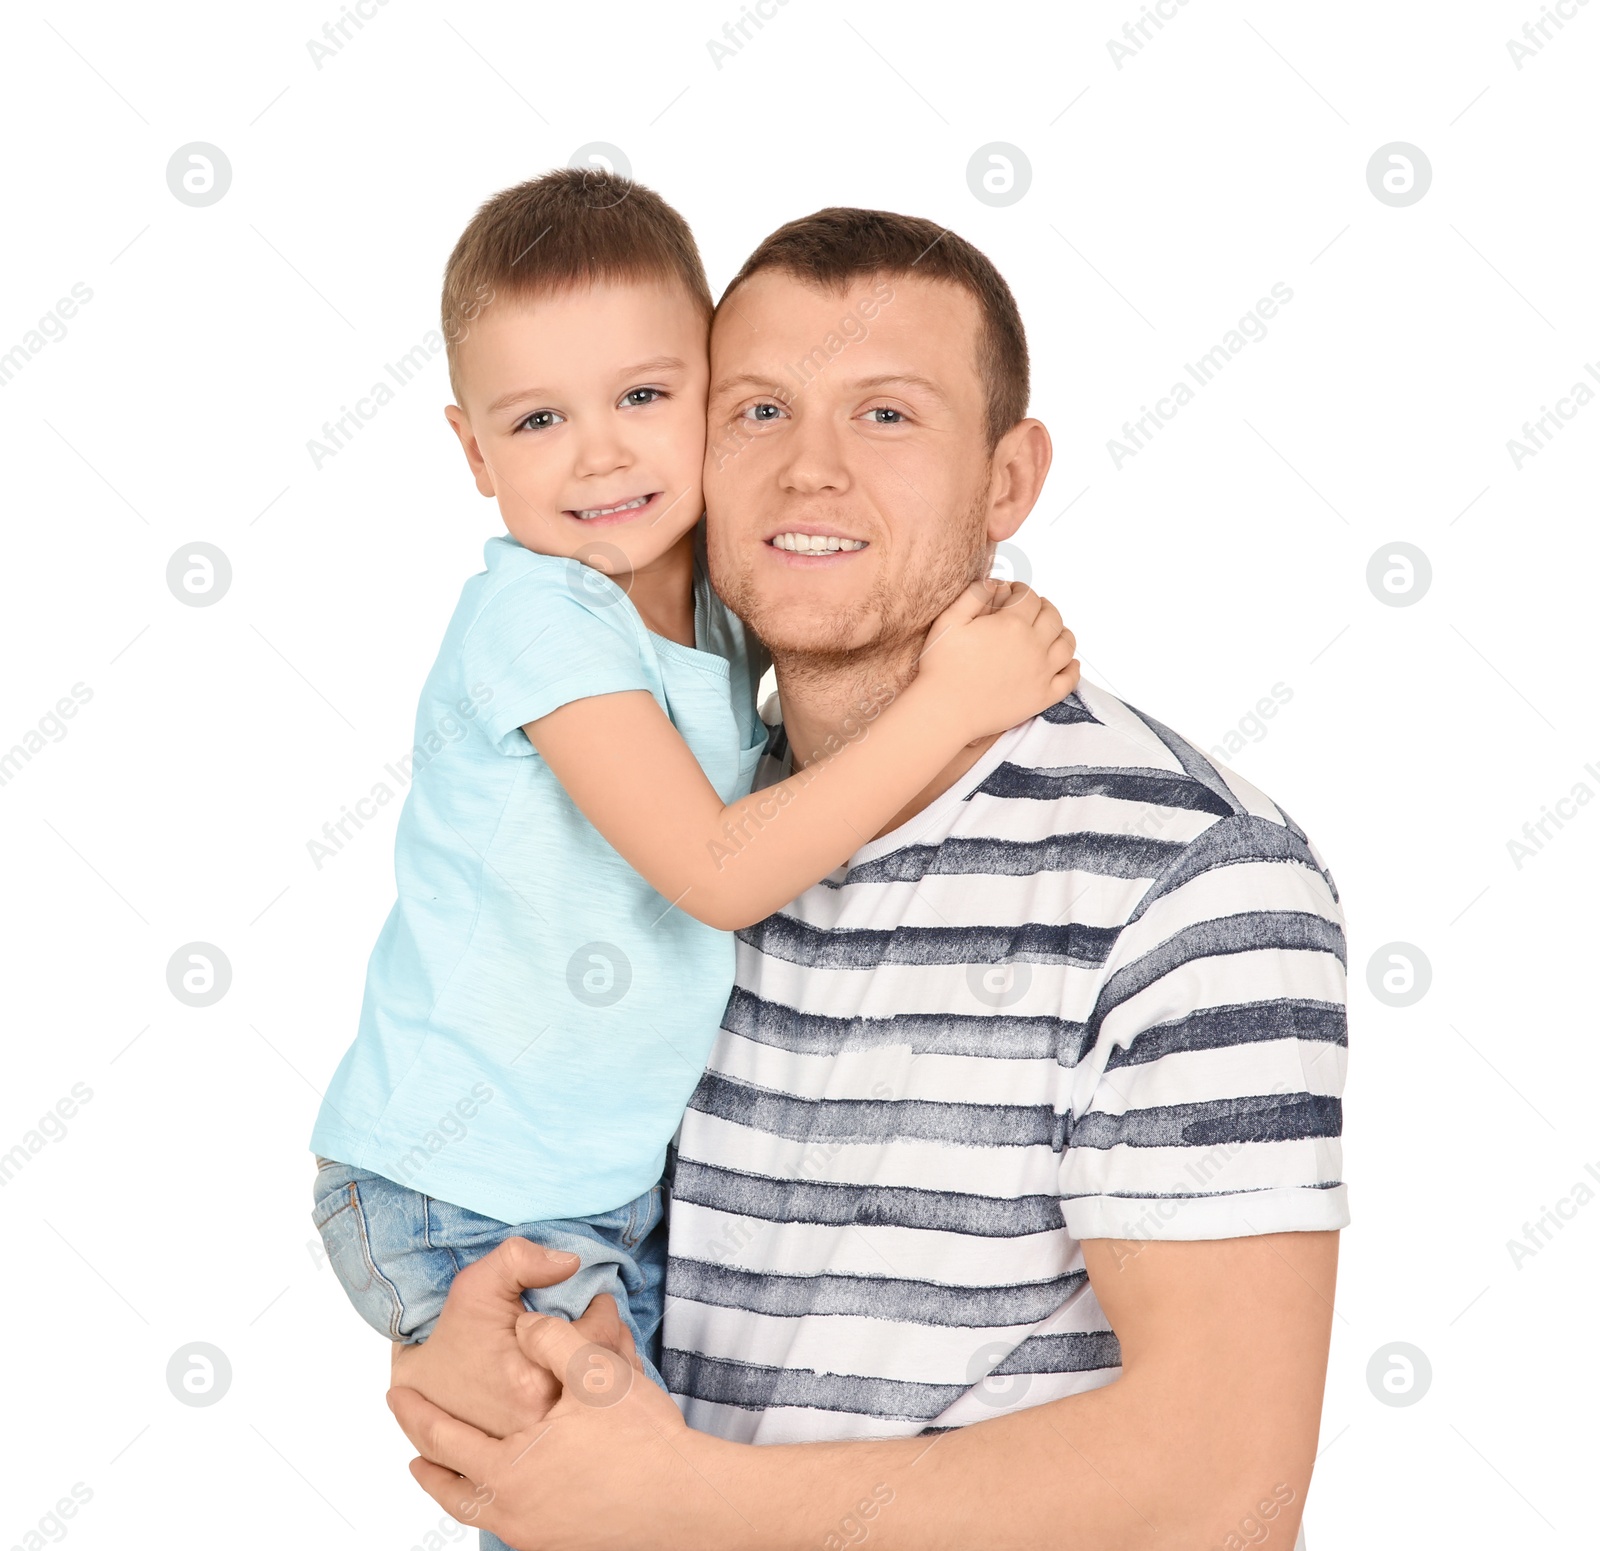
1, 1, 1595, 1545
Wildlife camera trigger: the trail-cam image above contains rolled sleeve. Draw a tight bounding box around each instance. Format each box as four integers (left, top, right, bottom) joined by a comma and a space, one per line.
1060, 812, 1350, 1242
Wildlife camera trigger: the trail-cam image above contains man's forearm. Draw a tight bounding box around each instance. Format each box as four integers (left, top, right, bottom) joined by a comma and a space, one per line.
674, 1235, 1336, 1551
682, 1373, 1309, 1551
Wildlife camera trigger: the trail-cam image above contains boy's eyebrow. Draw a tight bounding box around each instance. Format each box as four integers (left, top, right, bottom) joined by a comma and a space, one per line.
485, 356, 690, 415
487, 386, 553, 414
618, 354, 689, 378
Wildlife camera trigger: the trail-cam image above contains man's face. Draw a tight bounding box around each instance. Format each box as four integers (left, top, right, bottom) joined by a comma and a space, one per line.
703, 270, 999, 661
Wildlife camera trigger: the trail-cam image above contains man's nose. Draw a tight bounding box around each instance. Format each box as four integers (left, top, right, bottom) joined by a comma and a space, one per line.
778, 410, 849, 495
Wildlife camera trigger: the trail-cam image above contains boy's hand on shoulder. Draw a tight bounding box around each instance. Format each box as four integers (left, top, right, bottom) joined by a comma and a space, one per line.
387, 1236, 634, 1439
917, 577, 1080, 739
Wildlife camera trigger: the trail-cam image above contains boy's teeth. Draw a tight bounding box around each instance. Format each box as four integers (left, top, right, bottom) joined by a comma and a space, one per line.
770, 533, 867, 553
575, 494, 651, 519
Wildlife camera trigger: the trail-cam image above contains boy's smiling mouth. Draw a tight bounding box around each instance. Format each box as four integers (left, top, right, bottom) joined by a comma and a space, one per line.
565, 491, 662, 523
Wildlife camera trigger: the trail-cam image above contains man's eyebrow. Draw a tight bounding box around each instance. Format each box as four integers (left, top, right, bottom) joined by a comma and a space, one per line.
709, 371, 787, 398
485, 356, 689, 415
848, 372, 949, 402
708, 371, 950, 402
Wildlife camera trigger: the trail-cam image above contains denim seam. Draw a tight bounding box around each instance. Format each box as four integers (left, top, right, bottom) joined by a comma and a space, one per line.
423, 1195, 467, 1277
346, 1181, 409, 1341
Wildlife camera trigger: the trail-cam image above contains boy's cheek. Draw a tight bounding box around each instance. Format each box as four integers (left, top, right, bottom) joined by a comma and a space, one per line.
657, 405, 711, 476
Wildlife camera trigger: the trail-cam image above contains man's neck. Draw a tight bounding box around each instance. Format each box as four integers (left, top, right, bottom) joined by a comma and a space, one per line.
773, 642, 1003, 844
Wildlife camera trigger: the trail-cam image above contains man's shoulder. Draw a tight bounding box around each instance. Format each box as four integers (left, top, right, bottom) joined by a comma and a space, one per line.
977, 681, 1339, 900
1002, 680, 1297, 823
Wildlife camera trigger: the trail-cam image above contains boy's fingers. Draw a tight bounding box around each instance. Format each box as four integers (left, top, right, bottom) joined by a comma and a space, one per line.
1030, 599, 1064, 642
1048, 624, 1077, 661
996, 582, 1044, 622
937, 577, 1002, 627
920, 578, 1000, 660
1051, 660, 1082, 697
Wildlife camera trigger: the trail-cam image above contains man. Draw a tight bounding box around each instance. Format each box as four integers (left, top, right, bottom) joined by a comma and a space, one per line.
388, 208, 1348, 1549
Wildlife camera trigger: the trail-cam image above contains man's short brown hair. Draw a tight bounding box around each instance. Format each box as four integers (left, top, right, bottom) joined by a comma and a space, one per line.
719, 208, 1029, 448
441, 168, 712, 404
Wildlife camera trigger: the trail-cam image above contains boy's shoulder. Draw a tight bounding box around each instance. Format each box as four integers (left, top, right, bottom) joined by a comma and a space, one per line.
474, 532, 572, 595
455, 533, 643, 640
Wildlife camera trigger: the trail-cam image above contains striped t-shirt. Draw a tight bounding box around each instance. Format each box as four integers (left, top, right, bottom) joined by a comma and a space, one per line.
660, 681, 1348, 1445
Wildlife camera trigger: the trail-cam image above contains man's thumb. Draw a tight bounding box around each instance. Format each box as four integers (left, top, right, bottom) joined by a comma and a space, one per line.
464, 1235, 580, 1308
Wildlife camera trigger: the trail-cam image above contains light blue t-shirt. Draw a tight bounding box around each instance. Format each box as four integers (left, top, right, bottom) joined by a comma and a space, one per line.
310, 521, 769, 1224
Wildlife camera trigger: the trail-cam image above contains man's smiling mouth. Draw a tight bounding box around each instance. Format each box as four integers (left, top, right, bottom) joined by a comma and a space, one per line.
767, 531, 868, 553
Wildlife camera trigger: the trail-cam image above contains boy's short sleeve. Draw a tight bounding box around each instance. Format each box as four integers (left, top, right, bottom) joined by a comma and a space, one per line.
1060, 813, 1350, 1242
460, 563, 655, 757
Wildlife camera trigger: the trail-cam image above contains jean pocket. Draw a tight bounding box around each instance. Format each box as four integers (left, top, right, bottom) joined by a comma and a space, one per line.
620, 1183, 665, 1249
313, 1178, 407, 1341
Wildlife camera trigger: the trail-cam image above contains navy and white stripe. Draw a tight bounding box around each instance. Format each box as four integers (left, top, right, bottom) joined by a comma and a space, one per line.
662, 681, 1347, 1445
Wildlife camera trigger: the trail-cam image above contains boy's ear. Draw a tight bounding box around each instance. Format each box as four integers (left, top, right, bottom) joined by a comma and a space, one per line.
444, 405, 497, 498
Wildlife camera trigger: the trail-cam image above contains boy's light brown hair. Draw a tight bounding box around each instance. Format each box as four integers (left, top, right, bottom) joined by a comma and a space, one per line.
720, 207, 1029, 450
441, 168, 713, 405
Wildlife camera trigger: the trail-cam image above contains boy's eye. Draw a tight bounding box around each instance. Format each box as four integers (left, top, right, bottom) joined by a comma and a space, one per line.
862, 405, 905, 424
621, 387, 665, 407
517, 409, 563, 432
741, 400, 787, 423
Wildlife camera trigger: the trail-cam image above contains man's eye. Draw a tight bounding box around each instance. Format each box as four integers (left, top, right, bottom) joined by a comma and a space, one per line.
622, 387, 664, 407
863, 406, 904, 424
517, 409, 563, 432
741, 401, 787, 423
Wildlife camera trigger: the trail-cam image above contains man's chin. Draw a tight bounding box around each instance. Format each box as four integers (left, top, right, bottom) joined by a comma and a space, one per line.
747, 605, 876, 659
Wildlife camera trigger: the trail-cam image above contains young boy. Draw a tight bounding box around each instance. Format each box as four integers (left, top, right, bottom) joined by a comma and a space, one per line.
309, 170, 1078, 1426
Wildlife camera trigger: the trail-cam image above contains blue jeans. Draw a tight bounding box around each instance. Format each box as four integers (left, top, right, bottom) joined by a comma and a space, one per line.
311, 1159, 668, 1551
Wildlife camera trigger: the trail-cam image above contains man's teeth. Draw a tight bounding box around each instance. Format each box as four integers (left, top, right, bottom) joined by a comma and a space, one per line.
573, 494, 651, 520
770, 533, 867, 553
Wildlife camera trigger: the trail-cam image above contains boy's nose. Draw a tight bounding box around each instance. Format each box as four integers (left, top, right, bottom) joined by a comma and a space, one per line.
572, 426, 631, 478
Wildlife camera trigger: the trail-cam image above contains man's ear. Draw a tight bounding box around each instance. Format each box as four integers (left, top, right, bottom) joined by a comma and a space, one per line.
444, 405, 498, 499
986, 418, 1052, 543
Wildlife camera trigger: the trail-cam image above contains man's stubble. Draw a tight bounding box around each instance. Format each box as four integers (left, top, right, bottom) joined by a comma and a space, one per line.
711, 484, 994, 714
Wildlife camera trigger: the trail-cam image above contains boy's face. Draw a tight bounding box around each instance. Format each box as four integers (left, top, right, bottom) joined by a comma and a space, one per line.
445, 279, 708, 578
